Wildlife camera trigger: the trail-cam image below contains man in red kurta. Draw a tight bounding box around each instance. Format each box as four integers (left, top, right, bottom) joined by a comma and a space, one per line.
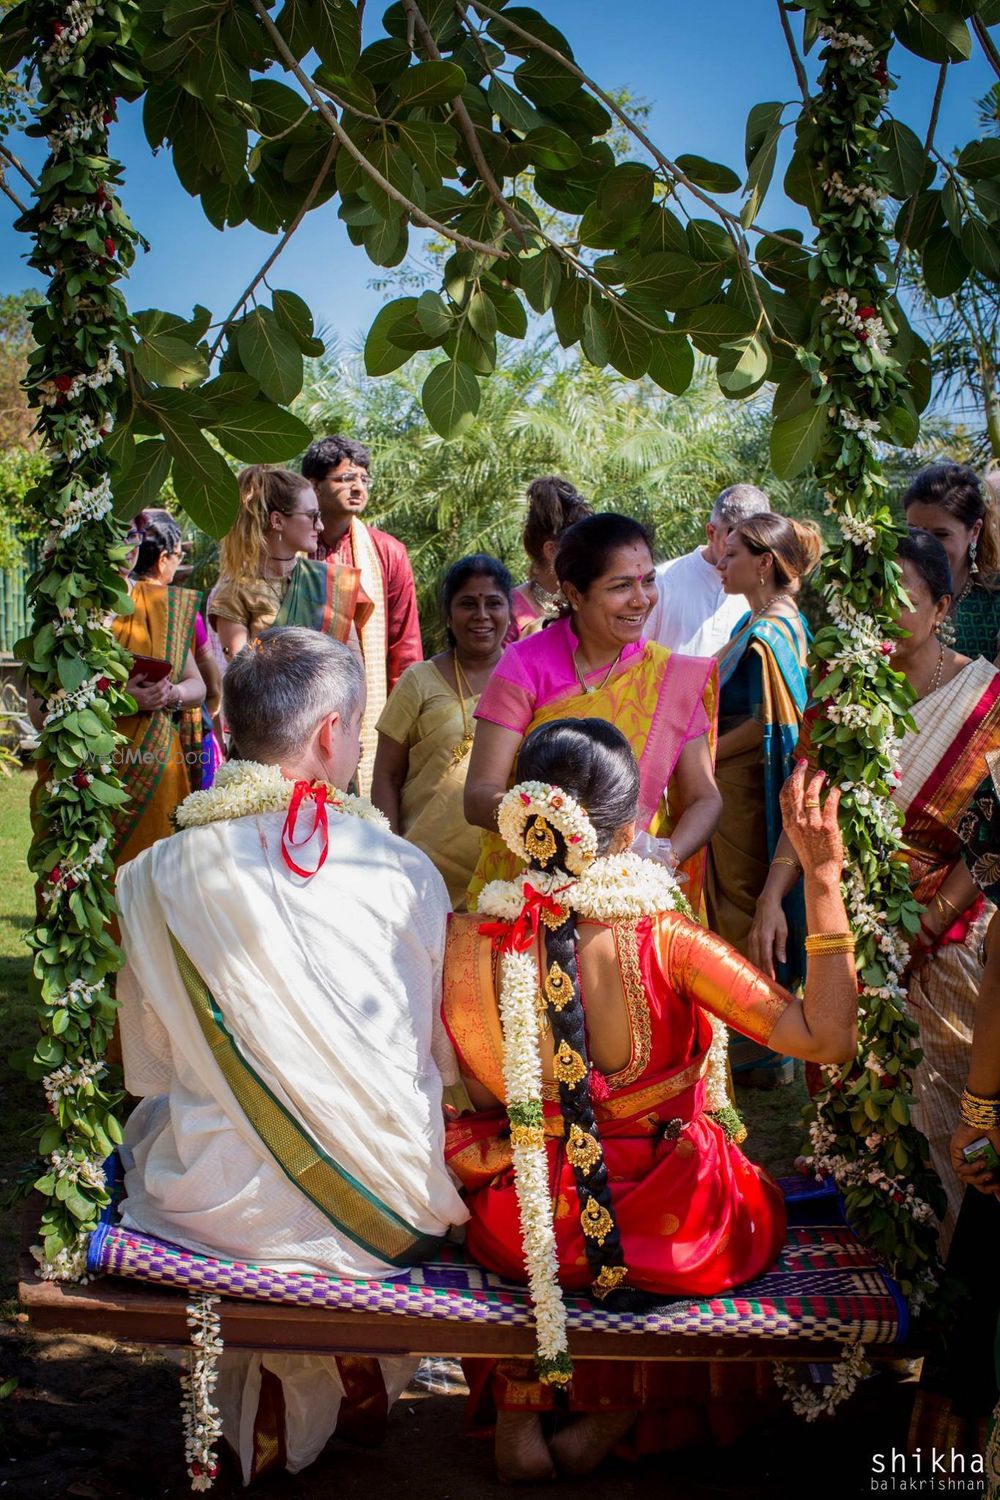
302, 434, 422, 793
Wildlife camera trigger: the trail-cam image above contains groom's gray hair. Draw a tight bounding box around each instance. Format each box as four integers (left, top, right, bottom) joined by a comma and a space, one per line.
224, 627, 365, 762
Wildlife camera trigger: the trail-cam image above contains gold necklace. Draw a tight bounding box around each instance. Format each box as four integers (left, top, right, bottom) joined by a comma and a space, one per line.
450, 653, 476, 765
749, 590, 795, 624
573, 645, 625, 696
920, 644, 945, 700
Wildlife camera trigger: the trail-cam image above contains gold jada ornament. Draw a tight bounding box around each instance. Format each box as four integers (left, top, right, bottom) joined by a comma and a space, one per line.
565, 1123, 602, 1174
524, 814, 557, 867
580, 1195, 614, 1246
543, 961, 573, 1011
554, 1040, 587, 1087
592, 1264, 629, 1299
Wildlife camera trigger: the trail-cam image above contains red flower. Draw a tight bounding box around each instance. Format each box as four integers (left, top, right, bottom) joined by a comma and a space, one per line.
857, 331, 869, 343
519, 792, 531, 805
880, 641, 894, 656
73, 771, 90, 789
96, 676, 110, 692
53, 374, 74, 393
64, 877, 77, 892
190, 1464, 202, 1478
49, 866, 62, 884
873, 61, 889, 85
857, 306, 876, 320
52, 20, 63, 34
104, 237, 115, 257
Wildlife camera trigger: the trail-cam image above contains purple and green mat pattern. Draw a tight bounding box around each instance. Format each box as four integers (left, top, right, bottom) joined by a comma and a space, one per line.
86, 1176, 907, 1345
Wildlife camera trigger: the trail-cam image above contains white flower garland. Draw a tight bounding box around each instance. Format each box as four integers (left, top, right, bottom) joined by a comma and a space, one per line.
497, 779, 598, 874
181, 1295, 224, 1490
774, 1341, 871, 1419
174, 759, 389, 832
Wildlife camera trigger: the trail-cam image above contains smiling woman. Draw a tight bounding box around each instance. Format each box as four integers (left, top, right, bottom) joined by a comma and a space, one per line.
463, 513, 722, 910
371, 555, 513, 907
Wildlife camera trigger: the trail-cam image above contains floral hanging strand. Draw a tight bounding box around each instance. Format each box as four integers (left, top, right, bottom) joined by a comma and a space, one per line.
181, 1295, 224, 1490
12, 0, 145, 1277
798, 0, 944, 1303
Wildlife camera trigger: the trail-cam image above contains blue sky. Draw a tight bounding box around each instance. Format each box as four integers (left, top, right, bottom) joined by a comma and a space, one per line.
0, 2, 994, 347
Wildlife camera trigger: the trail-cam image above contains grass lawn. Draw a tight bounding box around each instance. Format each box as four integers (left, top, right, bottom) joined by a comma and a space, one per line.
0, 770, 36, 1297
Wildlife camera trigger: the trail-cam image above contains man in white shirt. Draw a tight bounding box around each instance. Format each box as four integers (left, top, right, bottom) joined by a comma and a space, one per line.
646, 484, 772, 657
116, 627, 468, 1482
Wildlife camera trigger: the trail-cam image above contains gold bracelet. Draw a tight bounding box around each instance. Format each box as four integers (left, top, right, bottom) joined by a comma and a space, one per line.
934, 892, 961, 919
804, 932, 856, 956
772, 855, 801, 871
959, 1088, 1000, 1130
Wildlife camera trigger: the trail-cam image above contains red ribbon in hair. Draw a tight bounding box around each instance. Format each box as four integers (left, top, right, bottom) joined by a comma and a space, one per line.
478, 881, 570, 953
281, 780, 330, 879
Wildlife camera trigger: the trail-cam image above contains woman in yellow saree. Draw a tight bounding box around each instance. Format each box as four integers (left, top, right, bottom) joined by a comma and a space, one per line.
110, 516, 206, 868
372, 555, 512, 907
465, 514, 721, 910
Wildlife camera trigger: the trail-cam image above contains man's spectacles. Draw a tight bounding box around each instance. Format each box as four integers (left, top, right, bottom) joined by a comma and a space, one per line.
330, 471, 371, 488
125, 531, 143, 545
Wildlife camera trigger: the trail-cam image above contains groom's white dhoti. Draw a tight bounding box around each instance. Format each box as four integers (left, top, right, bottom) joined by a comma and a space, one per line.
116, 794, 468, 1481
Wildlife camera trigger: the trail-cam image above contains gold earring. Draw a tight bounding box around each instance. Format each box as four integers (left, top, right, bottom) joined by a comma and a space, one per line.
566, 1123, 601, 1174
543, 961, 573, 1011
553, 1040, 587, 1087
524, 815, 557, 867
580, 1195, 613, 1245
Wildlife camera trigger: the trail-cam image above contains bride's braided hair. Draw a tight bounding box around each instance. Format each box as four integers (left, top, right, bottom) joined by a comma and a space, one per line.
515, 718, 639, 1301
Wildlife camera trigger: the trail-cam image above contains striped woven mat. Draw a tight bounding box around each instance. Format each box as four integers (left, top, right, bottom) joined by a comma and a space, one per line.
87, 1180, 907, 1345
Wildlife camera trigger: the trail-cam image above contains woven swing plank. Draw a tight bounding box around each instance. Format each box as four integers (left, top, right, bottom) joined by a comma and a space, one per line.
18, 1182, 909, 1364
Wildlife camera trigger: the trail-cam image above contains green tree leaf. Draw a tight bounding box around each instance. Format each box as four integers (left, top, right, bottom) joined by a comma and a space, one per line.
877, 120, 928, 199
111, 439, 172, 519
364, 297, 419, 376
895, 6, 972, 62
960, 215, 1000, 278
646, 331, 694, 395
196, 374, 261, 417
132, 329, 209, 389
149, 398, 240, 535
597, 162, 655, 221
395, 60, 466, 108
522, 126, 581, 171
921, 225, 971, 296
519, 249, 563, 313
672, 304, 754, 353
675, 153, 741, 193
313, 0, 361, 73
716, 334, 770, 396
237, 308, 304, 403
208, 401, 314, 462
273, 289, 318, 351
744, 101, 783, 168
957, 138, 1000, 181
487, 77, 542, 134
769, 404, 829, 479
421, 359, 480, 439
417, 290, 454, 338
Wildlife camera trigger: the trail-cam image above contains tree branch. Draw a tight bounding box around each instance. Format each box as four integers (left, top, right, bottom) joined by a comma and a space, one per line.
0, 142, 39, 191
776, 0, 811, 109
249, 0, 507, 260
208, 138, 340, 362
893, 63, 947, 274
972, 16, 1000, 84
0, 173, 28, 214
402, 0, 526, 244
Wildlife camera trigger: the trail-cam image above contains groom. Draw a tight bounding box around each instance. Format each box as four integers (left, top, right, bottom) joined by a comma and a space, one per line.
115, 626, 467, 1482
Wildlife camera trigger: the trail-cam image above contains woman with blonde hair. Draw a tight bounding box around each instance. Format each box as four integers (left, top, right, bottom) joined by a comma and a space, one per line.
509, 476, 592, 637
210, 466, 374, 670
904, 462, 1000, 662
707, 513, 822, 1083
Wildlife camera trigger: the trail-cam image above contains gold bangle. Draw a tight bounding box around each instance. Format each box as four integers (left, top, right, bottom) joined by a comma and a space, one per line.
804, 932, 856, 956
772, 855, 801, 871
959, 1088, 1000, 1130
934, 892, 961, 919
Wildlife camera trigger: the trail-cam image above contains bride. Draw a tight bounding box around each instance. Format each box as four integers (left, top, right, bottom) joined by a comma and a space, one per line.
442, 717, 858, 1480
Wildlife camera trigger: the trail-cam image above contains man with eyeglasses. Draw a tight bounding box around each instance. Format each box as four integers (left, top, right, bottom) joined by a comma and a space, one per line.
302, 435, 422, 794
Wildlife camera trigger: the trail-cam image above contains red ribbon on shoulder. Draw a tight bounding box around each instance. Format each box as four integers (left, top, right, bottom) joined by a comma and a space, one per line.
478, 880, 570, 953
281, 779, 330, 879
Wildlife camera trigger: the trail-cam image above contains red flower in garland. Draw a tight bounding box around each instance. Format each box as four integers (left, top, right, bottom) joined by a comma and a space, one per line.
49, 865, 62, 884
73, 771, 91, 789
857, 306, 876, 320
53, 374, 74, 393
104, 237, 116, 258
52, 20, 63, 34
873, 60, 889, 86
96, 676, 110, 692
